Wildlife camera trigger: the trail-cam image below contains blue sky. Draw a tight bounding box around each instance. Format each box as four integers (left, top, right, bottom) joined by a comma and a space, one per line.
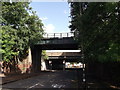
30, 2, 71, 33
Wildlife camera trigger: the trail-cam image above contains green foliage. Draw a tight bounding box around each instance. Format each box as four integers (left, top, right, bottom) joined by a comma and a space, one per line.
1, 2, 44, 62
0, 26, 18, 62
42, 50, 48, 60
69, 2, 120, 62
98, 43, 120, 62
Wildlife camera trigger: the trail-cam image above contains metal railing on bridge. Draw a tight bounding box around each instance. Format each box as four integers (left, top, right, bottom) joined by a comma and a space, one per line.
36, 32, 77, 46
43, 32, 74, 38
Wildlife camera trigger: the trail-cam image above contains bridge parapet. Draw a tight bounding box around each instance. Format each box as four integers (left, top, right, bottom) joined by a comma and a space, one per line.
37, 37, 76, 45
35, 32, 78, 50
43, 32, 74, 38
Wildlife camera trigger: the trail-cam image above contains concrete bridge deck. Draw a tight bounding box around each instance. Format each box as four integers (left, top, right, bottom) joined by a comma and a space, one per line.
35, 33, 78, 50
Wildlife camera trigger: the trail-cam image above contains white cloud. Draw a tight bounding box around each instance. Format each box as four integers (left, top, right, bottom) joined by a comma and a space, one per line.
40, 17, 48, 21
44, 24, 55, 33
64, 10, 67, 14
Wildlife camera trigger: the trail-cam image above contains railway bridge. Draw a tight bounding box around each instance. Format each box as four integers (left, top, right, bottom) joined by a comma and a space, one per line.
31, 32, 81, 72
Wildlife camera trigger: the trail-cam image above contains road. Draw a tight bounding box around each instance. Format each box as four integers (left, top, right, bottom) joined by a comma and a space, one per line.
2, 70, 117, 90
2, 70, 80, 89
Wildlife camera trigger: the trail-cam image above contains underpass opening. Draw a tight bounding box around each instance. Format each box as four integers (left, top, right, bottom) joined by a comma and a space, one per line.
41, 50, 83, 71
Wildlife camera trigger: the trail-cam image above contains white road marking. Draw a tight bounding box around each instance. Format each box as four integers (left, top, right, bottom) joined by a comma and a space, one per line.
27, 83, 39, 89
27, 83, 44, 90
52, 84, 65, 88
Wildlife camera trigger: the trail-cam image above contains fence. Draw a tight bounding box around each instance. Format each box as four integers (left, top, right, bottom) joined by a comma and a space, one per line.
43, 32, 74, 38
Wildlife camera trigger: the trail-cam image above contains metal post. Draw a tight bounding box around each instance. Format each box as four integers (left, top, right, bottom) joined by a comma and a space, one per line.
54, 33, 55, 38
67, 33, 69, 37
60, 33, 62, 38
79, 2, 86, 90
47, 34, 48, 38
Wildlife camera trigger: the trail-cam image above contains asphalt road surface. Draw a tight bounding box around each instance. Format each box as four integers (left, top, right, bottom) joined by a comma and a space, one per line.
2, 70, 80, 89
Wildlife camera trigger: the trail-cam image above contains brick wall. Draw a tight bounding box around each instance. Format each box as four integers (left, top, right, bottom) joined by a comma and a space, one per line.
18, 48, 32, 73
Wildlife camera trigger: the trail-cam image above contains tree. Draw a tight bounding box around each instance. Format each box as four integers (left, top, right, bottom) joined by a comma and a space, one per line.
69, 2, 120, 62
1, 2, 44, 71
42, 50, 48, 60
0, 26, 18, 62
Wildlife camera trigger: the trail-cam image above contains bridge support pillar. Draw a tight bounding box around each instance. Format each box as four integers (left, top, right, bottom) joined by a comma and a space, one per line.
31, 46, 42, 73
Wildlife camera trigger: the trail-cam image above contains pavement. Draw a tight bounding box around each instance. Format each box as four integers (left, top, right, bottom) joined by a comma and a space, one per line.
1, 73, 40, 85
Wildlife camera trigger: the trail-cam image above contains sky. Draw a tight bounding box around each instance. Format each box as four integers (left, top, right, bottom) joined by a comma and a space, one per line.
30, 2, 71, 33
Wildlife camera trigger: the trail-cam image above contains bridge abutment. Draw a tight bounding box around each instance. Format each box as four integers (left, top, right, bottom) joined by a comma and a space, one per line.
31, 46, 42, 73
